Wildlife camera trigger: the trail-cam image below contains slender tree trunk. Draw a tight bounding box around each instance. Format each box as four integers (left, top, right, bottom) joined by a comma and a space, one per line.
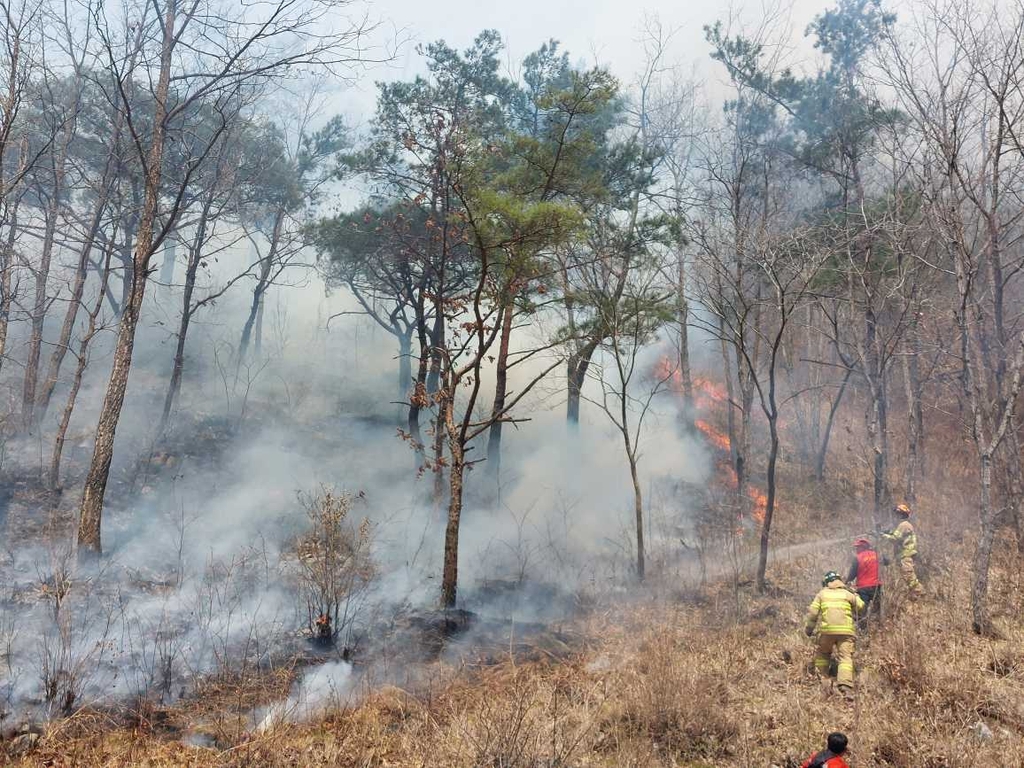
440, 395, 463, 608
0, 199, 20, 379
408, 329, 429, 468
902, 333, 922, 505
972, 453, 995, 635
863, 304, 890, 522
815, 369, 851, 482
118, 184, 141, 315
23, 110, 77, 430
628, 447, 645, 582
715, 269, 739, 471
397, 331, 412, 404
676, 252, 693, 427
159, 233, 176, 285
566, 357, 584, 426
486, 301, 515, 479
566, 340, 599, 428
160, 211, 209, 433
22, 192, 62, 429
161, 301, 192, 432
426, 308, 444, 394
254, 293, 265, 354
756, 416, 780, 593
736, 360, 754, 506
50, 247, 114, 490
432, 410, 447, 506
239, 208, 284, 363
874, 384, 889, 513
37, 184, 114, 424
77, 0, 176, 556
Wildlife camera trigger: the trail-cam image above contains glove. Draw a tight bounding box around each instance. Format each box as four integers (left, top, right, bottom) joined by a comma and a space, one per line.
804, 626, 814, 637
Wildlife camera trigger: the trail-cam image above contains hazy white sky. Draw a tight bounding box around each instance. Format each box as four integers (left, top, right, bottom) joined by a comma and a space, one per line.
340, 0, 831, 121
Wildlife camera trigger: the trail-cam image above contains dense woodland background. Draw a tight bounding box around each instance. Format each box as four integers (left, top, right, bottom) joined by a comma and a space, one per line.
3, 0, 1024, 762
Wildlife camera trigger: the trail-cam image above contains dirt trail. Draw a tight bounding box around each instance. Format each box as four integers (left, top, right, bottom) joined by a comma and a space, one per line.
676, 535, 852, 585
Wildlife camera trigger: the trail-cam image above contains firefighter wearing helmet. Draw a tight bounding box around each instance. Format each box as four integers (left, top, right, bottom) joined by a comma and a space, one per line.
847, 537, 881, 628
882, 503, 923, 595
804, 571, 865, 700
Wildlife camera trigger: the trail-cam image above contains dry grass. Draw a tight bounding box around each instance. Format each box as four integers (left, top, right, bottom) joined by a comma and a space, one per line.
12, 562, 1022, 768
7, 434, 1024, 766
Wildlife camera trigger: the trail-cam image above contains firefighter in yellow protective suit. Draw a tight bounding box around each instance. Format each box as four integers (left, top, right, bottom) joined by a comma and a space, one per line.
882, 503, 923, 595
804, 571, 865, 699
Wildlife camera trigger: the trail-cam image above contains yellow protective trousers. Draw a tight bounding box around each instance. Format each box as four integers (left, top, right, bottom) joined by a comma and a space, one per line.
815, 633, 855, 688
900, 556, 923, 592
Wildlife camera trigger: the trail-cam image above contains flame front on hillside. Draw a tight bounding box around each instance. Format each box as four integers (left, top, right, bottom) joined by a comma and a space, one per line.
655, 356, 767, 524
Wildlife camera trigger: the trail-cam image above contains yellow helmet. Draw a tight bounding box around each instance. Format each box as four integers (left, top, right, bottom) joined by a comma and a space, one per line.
894, 503, 911, 516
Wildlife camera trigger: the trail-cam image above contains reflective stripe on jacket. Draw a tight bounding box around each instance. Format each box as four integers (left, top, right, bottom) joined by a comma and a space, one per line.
883, 520, 917, 558
804, 579, 865, 636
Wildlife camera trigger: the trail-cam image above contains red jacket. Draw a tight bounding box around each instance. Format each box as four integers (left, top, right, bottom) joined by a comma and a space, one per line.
848, 548, 880, 588
802, 752, 850, 768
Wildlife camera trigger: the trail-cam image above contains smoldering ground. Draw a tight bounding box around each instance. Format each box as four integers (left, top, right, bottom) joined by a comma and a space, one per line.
0, 233, 714, 731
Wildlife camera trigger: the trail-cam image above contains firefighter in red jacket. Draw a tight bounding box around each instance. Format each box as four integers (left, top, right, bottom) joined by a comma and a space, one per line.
801, 732, 850, 768
848, 536, 882, 628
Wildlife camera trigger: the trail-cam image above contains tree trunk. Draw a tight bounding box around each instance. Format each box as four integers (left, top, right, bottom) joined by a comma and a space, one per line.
629, 450, 645, 582
22, 110, 77, 431
566, 356, 585, 426
37, 185, 114, 424
716, 272, 739, 472
432, 410, 447, 507
160, 197, 212, 432
397, 332, 412, 404
77, 0, 176, 557
972, 454, 995, 635
408, 330, 429, 468
0, 199, 19, 379
814, 369, 851, 482
440, 395, 464, 608
160, 233, 176, 285
566, 340, 599, 428
736, 362, 754, 507
22, 191, 62, 430
50, 246, 113, 490
426, 308, 444, 394
118, 183, 141, 316
254, 291, 265, 354
864, 304, 890, 522
902, 332, 922, 505
486, 301, 515, 479
239, 208, 283, 364
756, 417, 780, 593
565, 354, 589, 428
873, 383, 889, 515
676, 252, 693, 428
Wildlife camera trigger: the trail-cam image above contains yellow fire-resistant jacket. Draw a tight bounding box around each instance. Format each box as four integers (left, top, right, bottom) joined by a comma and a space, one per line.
883, 519, 918, 559
804, 579, 865, 637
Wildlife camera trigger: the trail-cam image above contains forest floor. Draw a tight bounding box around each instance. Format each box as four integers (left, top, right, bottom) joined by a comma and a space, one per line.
5, 458, 1024, 767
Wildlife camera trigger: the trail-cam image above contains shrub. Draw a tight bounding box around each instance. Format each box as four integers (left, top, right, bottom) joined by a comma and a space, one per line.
294, 489, 374, 648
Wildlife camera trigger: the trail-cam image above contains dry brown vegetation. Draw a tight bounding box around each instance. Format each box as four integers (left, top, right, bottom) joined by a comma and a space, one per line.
7, 452, 1024, 768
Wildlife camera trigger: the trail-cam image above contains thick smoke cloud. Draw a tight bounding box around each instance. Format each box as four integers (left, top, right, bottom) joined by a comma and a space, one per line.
0, 204, 710, 727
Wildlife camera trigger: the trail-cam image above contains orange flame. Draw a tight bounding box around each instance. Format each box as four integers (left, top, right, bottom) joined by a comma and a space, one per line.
656, 355, 769, 525
694, 419, 731, 452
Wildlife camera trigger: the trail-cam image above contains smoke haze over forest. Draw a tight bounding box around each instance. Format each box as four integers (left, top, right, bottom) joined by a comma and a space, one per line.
3, 0, 1024, 763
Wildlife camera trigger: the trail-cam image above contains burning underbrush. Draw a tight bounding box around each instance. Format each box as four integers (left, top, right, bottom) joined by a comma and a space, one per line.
0, 477, 596, 761
653, 357, 769, 527
4, 459, 1024, 767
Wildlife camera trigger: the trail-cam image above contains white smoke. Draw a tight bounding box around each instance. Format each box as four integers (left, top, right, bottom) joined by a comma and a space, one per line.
257, 660, 354, 731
